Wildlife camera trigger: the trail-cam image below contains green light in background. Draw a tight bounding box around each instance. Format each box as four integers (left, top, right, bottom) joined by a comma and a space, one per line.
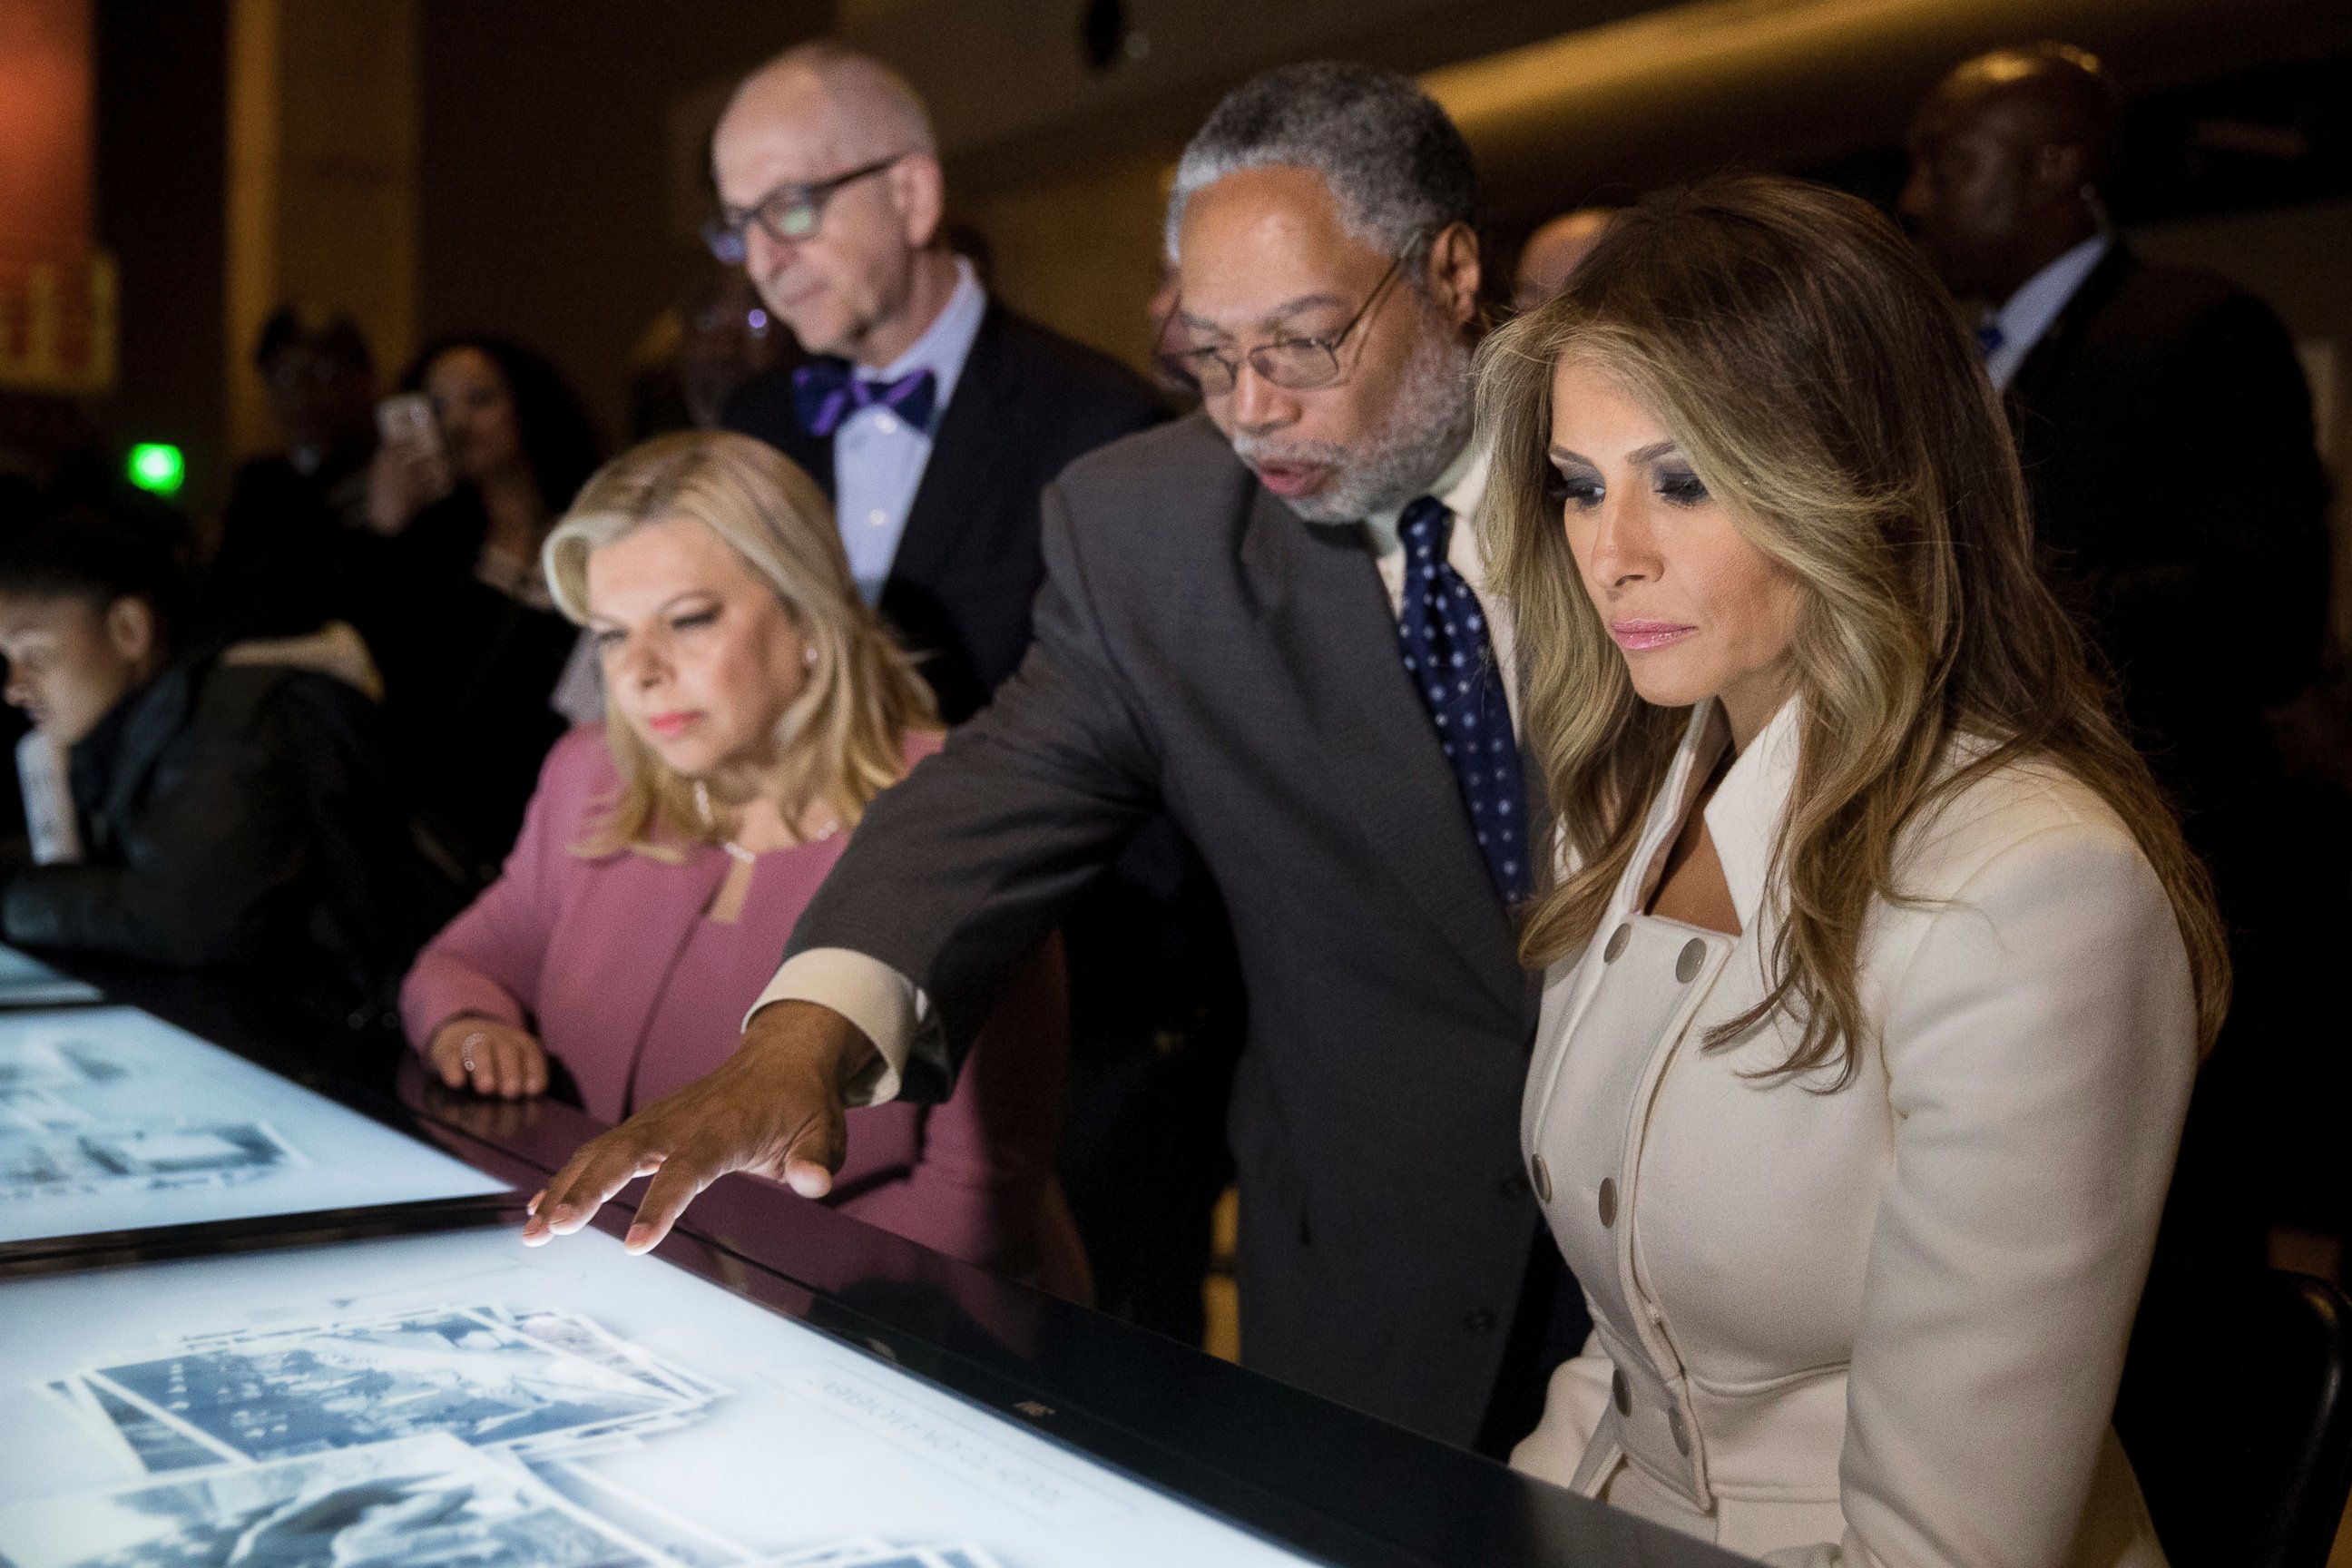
126, 443, 185, 497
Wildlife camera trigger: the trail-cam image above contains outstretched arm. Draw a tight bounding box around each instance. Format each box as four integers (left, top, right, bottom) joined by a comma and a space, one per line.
524, 481, 1166, 1250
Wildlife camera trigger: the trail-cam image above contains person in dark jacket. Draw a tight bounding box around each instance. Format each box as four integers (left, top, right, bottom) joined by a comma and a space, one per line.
206, 306, 382, 644
711, 44, 1236, 1341
355, 335, 603, 877
1903, 41, 2338, 1277
0, 508, 436, 1030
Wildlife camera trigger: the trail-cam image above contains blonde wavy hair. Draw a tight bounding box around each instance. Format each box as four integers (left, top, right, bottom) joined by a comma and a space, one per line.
544, 430, 937, 857
1475, 174, 2228, 1082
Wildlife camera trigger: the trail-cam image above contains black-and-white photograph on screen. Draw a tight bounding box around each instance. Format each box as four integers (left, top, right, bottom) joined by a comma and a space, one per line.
0, 1122, 302, 1202
37, 1376, 224, 1475
0, 1008, 505, 1244
73, 1305, 717, 1466
3, 1230, 1327, 1568
0, 1031, 126, 1095
0, 1433, 680, 1568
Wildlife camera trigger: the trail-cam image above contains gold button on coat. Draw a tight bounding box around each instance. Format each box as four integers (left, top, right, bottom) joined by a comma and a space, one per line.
1675, 937, 1707, 983
1604, 923, 1632, 962
1598, 1176, 1618, 1228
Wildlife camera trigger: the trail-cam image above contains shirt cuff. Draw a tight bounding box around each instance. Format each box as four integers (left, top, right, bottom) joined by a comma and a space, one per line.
745, 947, 928, 1106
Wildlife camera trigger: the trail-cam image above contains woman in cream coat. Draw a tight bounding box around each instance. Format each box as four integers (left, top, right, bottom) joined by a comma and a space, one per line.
1475, 176, 2228, 1567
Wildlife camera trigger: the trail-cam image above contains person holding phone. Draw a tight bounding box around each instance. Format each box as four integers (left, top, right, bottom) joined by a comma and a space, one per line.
352, 336, 603, 878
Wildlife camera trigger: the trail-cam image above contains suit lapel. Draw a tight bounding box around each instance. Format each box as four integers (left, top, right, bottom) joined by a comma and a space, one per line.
2008, 244, 2134, 418
772, 402, 835, 498
889, 303, 1015, 592
1247, 488, 1527, 1015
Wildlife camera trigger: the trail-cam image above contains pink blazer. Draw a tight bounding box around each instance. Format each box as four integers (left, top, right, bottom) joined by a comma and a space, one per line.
402, 727, 1088, 1298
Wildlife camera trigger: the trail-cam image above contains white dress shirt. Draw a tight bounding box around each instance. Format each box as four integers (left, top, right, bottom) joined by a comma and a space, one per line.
1981, 232, 2110, 392
750, 441, 1508, 1103
835, 256, 989, 603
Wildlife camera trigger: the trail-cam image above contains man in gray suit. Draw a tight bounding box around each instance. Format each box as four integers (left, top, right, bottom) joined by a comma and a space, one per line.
526, 63, 1583, 1452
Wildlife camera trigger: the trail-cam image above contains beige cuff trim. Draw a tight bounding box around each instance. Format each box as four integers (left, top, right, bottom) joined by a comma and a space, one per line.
745, 947, 926, 1106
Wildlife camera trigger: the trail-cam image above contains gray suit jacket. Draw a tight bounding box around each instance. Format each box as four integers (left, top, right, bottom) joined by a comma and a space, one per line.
789, 412, 1549, 1445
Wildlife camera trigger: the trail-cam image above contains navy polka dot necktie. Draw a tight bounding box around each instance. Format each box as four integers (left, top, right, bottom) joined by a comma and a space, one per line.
1396, 495, 1530, 904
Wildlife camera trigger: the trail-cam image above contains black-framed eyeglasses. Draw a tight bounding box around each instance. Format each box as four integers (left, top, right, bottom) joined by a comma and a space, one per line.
702, 156, 903, 263
1155, 253, 1406, 397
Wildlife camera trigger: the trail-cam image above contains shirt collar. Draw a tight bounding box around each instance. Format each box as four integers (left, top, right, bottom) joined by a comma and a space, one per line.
1656, 692, 1800, 936
865, 255, 988, 416
1361, 439, 1486, 556
1984, 231, 2110, 390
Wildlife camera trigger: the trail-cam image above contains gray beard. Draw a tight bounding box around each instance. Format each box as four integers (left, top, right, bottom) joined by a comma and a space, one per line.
1231, 328, 1475, 524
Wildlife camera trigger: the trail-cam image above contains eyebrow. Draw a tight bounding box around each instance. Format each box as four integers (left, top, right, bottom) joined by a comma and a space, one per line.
1178, 290, 1352, 337
1545, 440, 1684, 466
588, 590, 721, 627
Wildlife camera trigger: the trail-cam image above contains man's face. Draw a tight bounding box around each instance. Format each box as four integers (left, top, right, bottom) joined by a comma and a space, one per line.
262, 343, 375, 461
711, 74, 923, 364
1176, 165, 1477, 522
1511, 211, 1612, 312
1899, 90, 2040, 301
0, 594, 154, 749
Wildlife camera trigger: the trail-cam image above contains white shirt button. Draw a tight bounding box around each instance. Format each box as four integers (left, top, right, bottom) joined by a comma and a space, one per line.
867, 509, 888, 528
873, 412, 898, 435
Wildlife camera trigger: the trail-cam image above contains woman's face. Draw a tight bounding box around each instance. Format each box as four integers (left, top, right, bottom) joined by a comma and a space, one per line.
1548, 360, 1802, 747
585, 516, 811, 780
426, 347, 524, 484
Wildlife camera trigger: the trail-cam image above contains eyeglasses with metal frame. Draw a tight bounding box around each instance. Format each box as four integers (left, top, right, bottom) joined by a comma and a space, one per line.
702, 156, 905, 264
1155, 252, 1408, 397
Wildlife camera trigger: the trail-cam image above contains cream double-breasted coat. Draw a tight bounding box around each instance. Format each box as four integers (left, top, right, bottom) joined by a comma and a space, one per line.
1513, 700, 2193, 1567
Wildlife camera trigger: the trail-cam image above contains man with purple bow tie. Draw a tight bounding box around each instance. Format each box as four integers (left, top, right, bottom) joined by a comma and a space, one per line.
710, 42, 1162, 724
705, 44, 1239, 1349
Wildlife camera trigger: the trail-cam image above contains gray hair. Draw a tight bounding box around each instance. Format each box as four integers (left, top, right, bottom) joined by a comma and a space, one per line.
1164, 63, 1475, 264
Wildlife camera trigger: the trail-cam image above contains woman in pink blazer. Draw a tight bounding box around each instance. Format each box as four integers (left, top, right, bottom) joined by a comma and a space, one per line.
401, 430, 1087, 1300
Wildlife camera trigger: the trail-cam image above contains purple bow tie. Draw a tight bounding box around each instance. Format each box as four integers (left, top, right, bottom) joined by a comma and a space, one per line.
792, 361, 937, 437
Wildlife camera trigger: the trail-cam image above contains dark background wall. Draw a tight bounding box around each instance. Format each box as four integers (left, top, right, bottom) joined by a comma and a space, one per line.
94, 0, 228, 510
414, 0, 832, 447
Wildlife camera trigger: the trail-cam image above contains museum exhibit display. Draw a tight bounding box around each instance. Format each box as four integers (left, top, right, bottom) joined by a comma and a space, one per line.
0, 956, 1740, 1568
0, 1003, 506, 1245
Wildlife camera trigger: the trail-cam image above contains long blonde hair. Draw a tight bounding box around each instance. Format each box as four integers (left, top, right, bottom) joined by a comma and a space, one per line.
544, 430, 937, 856
1475, 175, 2227, 1081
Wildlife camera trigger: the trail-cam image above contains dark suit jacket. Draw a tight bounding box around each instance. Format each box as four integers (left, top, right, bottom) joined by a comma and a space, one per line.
2006, 245, 2328, 864
789, 414, 1550, 1446
723, 299, 1164, 722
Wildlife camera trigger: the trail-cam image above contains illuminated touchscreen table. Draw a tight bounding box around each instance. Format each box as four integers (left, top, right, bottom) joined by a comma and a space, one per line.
0, 1223, 1324, 1568
0, 1006, 505, 1244
0, 946, 103, 1008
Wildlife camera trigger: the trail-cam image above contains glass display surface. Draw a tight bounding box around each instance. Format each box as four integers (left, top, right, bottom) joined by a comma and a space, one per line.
0, 1224, 1328, 1568
0, 1006, 505, 1244
0, 946, 103, 1008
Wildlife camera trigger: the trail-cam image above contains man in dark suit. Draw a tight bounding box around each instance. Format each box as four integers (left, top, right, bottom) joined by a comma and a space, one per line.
1905, 43, 2334, 1268
708, 43, 1161, 723
1904, 43, 2329, 793
532, 64, 1586, 1453
704, 44, 1240, 1347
